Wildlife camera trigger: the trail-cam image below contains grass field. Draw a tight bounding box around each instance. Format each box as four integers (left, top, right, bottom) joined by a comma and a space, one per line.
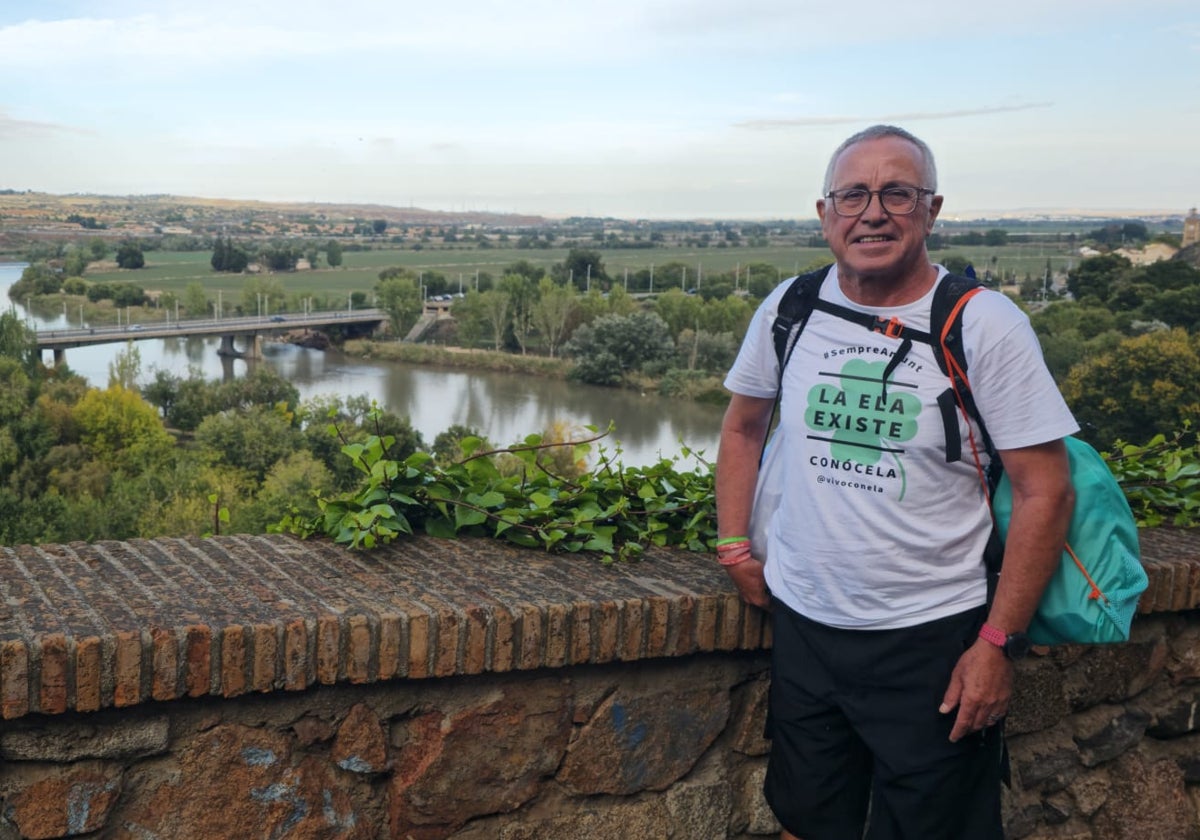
82, 241, 1080, 298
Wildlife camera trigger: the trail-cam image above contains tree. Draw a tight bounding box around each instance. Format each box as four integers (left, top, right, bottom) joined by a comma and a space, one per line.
326, 240, 343, 267
115, 241, 145, 269
72, 385, 173, 468
211, 236, 250, 273
108, 341, 142, 390
560, 248, 608, 291
565, 312, 676, 385
182, 283, 209, 318
372, 219, 388, 235
1066, 254, 1132, 303
194, 404, 302, 483
498, 273, 537, 355
1061, 329, 1200, 448
478, 289, 511, 351
531, 280, 578, 358
376, 273, 424, 337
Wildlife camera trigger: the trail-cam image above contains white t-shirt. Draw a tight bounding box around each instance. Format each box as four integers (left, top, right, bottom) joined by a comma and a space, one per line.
724, 265, 1079, 629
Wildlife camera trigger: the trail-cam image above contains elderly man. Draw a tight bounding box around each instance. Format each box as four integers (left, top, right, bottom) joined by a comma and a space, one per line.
716, 125, 1077, 839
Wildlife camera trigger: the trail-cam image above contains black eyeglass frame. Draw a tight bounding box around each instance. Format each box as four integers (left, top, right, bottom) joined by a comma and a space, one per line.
823, 186, 935, 217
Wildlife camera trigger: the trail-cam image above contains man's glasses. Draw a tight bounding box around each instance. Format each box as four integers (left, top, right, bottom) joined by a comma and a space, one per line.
824, 186, 934, 217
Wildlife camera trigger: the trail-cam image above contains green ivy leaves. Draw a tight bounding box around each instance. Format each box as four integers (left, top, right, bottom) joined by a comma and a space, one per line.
276, 415, 717, 561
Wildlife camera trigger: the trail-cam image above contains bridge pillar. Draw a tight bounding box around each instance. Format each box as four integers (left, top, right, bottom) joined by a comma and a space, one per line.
216, 334, 261, 359
53, 348, 63, 367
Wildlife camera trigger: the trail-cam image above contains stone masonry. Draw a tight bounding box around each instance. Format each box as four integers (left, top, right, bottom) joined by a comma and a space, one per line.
0, 528, 1195, 838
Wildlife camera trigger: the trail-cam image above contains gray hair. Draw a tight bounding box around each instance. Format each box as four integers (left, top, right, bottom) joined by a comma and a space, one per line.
822, 125, 938, 194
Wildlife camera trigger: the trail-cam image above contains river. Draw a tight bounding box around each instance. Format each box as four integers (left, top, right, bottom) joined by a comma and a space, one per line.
1, 263, 725, 466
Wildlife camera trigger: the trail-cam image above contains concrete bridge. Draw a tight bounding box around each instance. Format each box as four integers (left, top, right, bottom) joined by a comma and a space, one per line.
33, 308, 389, 365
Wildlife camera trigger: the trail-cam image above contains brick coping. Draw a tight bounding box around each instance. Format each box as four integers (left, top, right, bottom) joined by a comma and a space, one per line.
0, 528, 1195, 720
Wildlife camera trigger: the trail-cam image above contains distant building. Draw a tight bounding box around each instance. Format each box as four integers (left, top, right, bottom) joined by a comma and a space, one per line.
1115, 242, 1178, 265
1184, 207, 1200, 248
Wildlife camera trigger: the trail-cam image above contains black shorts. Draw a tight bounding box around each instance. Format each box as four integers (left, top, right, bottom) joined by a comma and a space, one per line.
763, 600, 1004, 840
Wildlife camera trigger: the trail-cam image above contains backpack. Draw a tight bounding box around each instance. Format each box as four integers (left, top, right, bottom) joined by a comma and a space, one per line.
764, 264, 1146, 646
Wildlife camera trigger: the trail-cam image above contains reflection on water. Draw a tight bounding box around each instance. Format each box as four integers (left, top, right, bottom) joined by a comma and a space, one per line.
3, 263, 725, 465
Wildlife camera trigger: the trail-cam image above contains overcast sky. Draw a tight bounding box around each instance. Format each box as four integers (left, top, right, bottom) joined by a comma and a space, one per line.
1, 1, 1197, 220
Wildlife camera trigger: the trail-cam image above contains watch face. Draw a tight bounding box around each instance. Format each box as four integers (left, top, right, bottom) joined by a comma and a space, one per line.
1005, 632, 1032, 660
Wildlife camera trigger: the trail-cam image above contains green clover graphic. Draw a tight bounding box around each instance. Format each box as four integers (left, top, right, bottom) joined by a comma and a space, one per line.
804, 358, 921, 465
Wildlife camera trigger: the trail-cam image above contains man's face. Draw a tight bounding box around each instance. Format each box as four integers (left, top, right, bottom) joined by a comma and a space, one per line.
817, 136, 943, 284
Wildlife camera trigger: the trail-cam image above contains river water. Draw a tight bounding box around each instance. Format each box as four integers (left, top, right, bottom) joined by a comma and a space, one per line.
1, 263, 725, 466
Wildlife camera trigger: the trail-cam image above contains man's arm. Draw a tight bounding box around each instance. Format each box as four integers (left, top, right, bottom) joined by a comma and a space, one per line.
715, 393, 776, 609
941, 437, 1074, 741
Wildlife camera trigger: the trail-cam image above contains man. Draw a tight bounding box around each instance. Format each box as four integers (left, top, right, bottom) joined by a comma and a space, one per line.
716, 125, 1077, 839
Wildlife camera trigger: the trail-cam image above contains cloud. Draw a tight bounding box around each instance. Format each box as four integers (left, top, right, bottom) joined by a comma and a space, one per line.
734, 103, 1054, 130
0, 111, 89, 138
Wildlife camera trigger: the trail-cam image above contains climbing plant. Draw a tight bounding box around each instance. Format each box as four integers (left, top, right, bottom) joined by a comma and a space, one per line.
275, 412, 717, 562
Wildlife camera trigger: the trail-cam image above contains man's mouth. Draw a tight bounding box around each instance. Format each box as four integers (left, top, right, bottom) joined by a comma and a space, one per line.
855, 235, 892, 244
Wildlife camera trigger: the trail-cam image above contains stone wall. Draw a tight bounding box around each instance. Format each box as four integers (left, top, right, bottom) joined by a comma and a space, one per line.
0, 528, 1196, 839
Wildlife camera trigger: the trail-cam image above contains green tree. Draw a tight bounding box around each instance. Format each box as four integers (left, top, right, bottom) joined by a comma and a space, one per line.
372, 219, 388, 235
376, 272, 424, 337
1061, 329, 1200, 448
565, 312, 675, 385
325, 239, 344, 268
531, 280, 578, 358
1066, 254, 1132, 303
194, 404, 302, 483
478, 289, 511, 351
115, 241, 145, 269
560, 248, 608, 291
108, 341, 142, 390
72, 386, 173, 468
498, 273, 537, 355
182, 283, 209, 318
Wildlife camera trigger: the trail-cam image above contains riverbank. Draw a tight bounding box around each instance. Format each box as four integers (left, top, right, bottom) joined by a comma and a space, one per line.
341, 339, 730, 405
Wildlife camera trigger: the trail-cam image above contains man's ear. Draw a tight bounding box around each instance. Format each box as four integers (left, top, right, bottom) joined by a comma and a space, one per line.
926, 195, 944, 232
816, 198, 827, 224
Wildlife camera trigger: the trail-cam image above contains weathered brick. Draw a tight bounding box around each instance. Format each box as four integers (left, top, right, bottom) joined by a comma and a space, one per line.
347, 614, 371, 684
619, 599, 645, 661
184, 624, 212, 698
569, 602, 592, 664
1, 639, 29, 719
408, 610, 430, 679
112, 631, 142, 707
221, 625, 247, 698
490, 605, 515, 673
317, 614, 340, 684
251, 623, 277, 692
39, 633, 68, 714
673, 594, 697, 656
694, 594, 718, 652
378, 613, 402, 680
463, 605, 488, 674
1170, 559, 1192, 612
545, 602, 569, 668
716, 593, 742, 650
515, 603, 542, 671
74, 635, 102, 713
433, 606, 460, 677
594, 600, 619, 664
646, 597, 670, 658
283, 618, 309, 691
151, 627, 178, 701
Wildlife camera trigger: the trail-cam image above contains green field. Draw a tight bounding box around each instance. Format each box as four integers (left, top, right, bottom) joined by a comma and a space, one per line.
83, 241, 1080, 298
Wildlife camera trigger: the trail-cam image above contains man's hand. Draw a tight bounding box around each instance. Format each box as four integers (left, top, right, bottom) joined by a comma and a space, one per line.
939, 640, 1013, 742
724, 558, 770, 610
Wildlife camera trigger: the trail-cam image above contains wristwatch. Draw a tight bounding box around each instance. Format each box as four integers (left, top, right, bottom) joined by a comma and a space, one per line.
979, 623, 1032, 660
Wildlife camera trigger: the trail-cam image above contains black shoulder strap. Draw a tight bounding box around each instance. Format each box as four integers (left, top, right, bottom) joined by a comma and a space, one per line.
771, 263, 833, 377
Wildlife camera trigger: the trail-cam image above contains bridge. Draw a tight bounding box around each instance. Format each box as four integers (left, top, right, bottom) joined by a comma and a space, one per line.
33, 308, 389, 365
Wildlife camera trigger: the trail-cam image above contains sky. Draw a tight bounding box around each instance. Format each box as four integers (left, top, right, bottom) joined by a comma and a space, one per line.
0, 1, 1197, 221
